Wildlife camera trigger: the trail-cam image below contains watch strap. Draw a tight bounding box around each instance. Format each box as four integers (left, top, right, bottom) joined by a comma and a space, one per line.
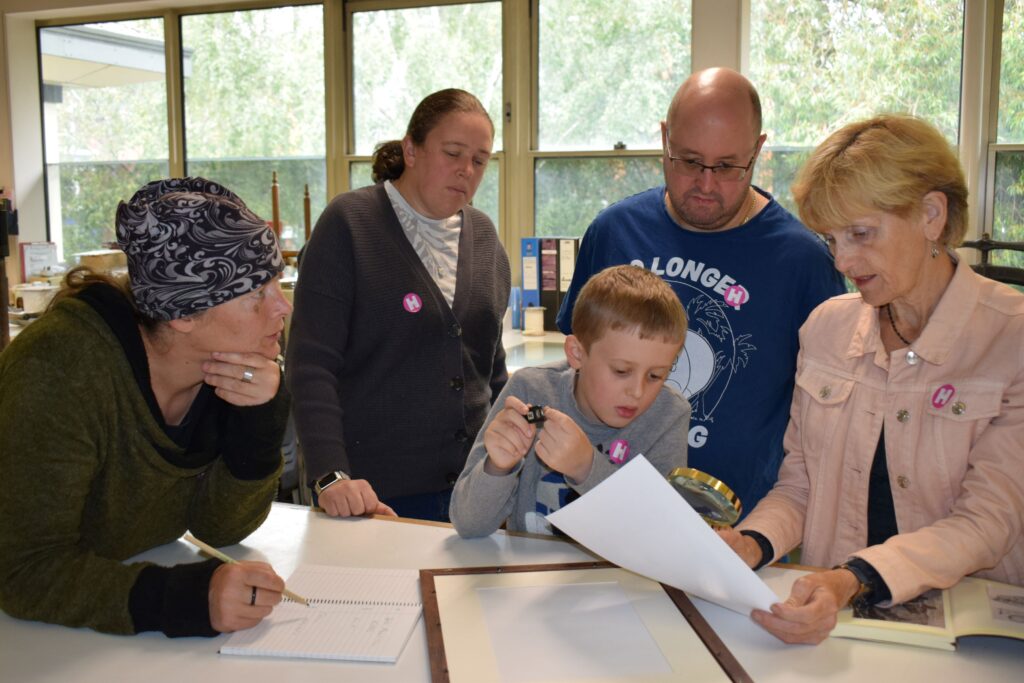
835, 560, 876, 607
738, 530, 775, 570
313, 470, 351, 496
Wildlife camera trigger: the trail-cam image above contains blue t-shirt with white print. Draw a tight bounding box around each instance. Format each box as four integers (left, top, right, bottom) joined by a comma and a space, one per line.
557, 186, 845, 513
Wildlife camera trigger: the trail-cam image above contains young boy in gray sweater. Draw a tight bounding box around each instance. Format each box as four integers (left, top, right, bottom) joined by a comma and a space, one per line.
451, 265, 691, 537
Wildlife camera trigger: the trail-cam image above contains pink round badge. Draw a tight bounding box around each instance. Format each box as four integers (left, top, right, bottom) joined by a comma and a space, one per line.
608, 439, 630, 465
723, 284, 749, 310
402, 293, 423, 314
931, 384, 956, 409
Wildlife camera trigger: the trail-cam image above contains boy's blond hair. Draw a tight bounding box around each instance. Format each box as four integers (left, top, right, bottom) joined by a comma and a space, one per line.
571, 265, 687, 350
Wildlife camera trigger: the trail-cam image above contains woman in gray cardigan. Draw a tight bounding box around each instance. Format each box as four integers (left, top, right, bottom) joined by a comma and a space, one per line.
287, 89, 510, 522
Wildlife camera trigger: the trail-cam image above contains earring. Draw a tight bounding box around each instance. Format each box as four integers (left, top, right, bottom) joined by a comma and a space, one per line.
930, 242, 939, 258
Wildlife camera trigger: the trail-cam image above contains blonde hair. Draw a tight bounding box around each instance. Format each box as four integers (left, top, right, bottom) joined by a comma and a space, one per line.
571, 265, 687, 350
792, 114, 968, 247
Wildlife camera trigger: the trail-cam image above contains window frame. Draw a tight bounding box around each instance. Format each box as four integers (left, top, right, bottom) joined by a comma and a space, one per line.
981, 0, 1023, 242
8, 0, 1015, 283
527, 0, 685, 243
342, 0, 507, 242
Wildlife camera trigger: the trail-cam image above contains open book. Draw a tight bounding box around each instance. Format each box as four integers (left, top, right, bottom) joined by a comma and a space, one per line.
220, 565, 422, 662
831, 576, 1024, 650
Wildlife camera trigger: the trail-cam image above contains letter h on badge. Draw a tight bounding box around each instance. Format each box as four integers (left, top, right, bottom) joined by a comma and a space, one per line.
931, 384, 955, 409
403, 292, 423, 313
723, 284, 749, 311
608, 439, 630, 465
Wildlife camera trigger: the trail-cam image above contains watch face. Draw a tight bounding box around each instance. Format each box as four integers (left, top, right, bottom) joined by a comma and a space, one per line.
316, 472, 338, 490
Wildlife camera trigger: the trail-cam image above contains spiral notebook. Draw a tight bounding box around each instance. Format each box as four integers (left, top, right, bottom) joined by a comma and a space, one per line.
220, 565, 422, 663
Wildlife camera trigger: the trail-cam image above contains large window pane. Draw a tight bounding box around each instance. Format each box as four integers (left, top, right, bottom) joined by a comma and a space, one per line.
998, 0, 1024, 143
750, 0, 964, 214
350, 162, 373, 191
535, 157, 662, 237
39, 19, 169, 261
472, 160, 500, 229
182, 6, 325, 253
992, 2, 1023, 275
349, 160, 500, 231
351, 2, 502, 156
993, 151, 1024, 268
538, 0, 690, 151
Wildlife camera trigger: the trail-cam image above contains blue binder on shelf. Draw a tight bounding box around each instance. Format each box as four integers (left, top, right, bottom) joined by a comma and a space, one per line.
521, 237, 541, 310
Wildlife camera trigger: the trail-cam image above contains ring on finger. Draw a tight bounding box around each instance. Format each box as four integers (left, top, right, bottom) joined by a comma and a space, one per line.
241, 368, 255, 384
250, 586, 258, 606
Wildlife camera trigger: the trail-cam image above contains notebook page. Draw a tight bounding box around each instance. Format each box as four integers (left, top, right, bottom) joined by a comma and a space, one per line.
283, 565, 421, 606
220, 603, 421, 662
219, 565, 422, 662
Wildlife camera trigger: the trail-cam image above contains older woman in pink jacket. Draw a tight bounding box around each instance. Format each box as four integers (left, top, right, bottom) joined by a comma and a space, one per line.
721, 114, 1024, 644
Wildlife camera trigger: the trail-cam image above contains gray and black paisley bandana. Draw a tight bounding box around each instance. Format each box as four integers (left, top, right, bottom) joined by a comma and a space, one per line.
115, 177, 284, 321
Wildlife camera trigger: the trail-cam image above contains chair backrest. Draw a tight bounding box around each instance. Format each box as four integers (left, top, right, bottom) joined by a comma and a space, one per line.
959, 233, 1024, 288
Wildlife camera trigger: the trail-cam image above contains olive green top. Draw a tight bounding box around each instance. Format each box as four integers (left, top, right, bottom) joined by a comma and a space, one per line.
0, 293, 285, 634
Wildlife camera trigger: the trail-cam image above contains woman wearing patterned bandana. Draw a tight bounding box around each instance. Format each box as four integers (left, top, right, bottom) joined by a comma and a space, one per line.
288, 88, 510, 522
0, 177, 293, 637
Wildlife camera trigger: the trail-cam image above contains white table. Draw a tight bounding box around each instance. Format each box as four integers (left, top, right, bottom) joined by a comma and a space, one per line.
502, 328, 566, 374
2, 503, 1021, 682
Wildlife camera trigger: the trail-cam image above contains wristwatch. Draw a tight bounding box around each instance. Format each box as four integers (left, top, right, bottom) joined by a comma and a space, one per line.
835, 561, 874, 607
313, 470, 351, 496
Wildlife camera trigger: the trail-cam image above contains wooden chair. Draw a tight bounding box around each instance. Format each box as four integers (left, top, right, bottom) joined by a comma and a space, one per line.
959, 232, 1024, 288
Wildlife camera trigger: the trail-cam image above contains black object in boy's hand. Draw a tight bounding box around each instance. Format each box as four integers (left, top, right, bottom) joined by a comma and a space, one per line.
524, 405, 546, 425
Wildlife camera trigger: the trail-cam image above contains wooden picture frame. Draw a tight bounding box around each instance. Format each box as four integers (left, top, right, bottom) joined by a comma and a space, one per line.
420, 561, 752, 683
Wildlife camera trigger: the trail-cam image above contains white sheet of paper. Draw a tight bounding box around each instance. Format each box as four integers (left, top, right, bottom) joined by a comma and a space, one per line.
476, 582, 672, 682
547, 455, 779, 615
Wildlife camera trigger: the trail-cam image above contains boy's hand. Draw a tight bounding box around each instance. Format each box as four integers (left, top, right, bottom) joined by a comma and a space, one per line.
534, 407, 593, 482
483, 396, 537, 474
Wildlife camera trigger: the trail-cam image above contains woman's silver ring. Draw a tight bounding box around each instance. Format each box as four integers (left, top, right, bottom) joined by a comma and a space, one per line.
241, 368, 255, 384
250, 586, 258, 606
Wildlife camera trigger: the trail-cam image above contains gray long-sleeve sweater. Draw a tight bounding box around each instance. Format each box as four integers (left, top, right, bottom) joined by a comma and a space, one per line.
450, 360, 691, 537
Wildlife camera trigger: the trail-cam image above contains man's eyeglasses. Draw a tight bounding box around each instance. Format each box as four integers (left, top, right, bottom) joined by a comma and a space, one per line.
665, 149, 758, 182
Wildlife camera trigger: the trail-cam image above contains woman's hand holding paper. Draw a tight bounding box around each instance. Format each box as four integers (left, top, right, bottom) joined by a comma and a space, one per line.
750, 569, 859, 644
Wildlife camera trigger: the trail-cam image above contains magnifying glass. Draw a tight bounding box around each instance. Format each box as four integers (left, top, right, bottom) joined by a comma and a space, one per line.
667, 467, 742, 527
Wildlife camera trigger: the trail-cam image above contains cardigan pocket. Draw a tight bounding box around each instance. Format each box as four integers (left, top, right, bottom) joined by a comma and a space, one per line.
925, 380, 1004, 493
